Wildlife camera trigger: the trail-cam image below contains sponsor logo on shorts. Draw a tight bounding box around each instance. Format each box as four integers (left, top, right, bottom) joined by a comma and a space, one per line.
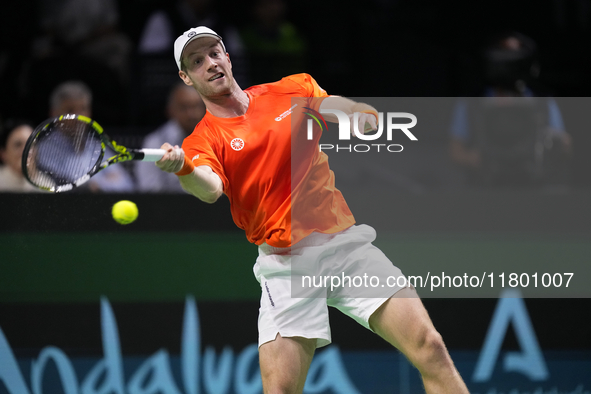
230, 138, 244, 151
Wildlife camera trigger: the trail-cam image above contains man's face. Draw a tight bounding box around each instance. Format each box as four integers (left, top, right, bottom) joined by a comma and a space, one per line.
168, 86, 206, 134
0, 125, 33, 176
178, 37, 234, 98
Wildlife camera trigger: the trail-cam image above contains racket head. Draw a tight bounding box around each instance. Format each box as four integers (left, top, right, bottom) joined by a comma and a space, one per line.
22, 114, 106, 192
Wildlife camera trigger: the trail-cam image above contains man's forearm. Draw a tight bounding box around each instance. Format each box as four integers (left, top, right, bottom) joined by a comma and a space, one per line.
178, 165, 223, 203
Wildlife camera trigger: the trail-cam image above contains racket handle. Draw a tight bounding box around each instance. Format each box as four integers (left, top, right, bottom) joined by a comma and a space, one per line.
138, 149, 166, 162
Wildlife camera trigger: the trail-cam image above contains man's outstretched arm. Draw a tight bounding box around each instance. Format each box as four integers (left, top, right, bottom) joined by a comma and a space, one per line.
155, 142, 223, 203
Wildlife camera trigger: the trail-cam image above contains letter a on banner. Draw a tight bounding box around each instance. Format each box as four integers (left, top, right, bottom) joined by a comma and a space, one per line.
473, 289, 549, 382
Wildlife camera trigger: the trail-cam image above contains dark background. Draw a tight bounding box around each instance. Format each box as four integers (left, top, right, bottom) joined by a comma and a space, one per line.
2, 0, 591, 107
114, 0, 591, 97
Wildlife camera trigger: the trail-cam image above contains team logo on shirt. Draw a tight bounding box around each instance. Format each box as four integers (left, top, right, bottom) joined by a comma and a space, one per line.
230, 138, 244, 151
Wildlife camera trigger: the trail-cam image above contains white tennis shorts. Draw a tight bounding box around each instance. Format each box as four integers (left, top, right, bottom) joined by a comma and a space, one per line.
254, 224, 407, 348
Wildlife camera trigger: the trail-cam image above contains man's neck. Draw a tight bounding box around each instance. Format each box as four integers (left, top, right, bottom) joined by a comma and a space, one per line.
204, 87, 249, 118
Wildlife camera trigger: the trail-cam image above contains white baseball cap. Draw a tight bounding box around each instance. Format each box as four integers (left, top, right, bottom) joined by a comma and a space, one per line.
174, 26, 226, 70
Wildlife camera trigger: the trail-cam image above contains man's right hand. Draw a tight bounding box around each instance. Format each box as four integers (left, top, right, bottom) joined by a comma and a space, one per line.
156, 143, 185, 173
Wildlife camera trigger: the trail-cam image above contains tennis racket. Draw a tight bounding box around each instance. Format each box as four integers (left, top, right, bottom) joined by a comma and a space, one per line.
22, 114, 165, 193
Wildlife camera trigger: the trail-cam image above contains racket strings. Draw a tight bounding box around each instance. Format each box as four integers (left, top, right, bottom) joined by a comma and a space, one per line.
25, 119, 103, 190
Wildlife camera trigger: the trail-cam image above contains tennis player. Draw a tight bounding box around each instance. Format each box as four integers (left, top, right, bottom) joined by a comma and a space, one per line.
156, 26, 470, 394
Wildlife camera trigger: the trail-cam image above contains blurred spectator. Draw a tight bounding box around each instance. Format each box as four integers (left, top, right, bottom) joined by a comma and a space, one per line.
136, 83, 205, 193
240, 0, 308, 85
134, 0, 246, 126
49, 81, 92, 118
49, 81, 135, 193
449, 31, 572, 187
18, 0, 130, 126
0, 120, 40, 192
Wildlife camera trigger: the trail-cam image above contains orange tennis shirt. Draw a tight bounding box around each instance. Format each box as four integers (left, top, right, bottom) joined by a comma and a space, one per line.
182, 73, 355, 247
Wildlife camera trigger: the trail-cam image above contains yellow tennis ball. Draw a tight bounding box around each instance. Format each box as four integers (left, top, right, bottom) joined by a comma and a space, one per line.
112, 200, 138, 225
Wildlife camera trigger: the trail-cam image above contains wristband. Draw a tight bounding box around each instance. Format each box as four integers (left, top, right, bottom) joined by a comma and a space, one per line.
175, 155, 195, 176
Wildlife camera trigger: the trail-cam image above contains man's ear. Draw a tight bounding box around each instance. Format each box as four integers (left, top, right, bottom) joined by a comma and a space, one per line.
225, 52, 232, 68
179, 70, 193, 86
